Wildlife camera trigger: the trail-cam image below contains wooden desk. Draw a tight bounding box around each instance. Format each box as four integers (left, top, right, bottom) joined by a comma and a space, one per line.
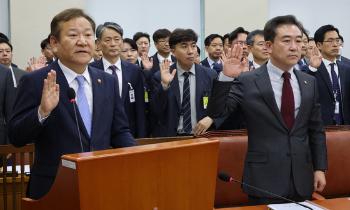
216, 197, 350, 210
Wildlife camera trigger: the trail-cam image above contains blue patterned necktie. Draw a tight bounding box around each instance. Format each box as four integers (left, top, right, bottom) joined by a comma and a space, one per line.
212, 62, 223, 73
76, 75, 92, 136
181, 72, 192, 134
330, 63, 343, 125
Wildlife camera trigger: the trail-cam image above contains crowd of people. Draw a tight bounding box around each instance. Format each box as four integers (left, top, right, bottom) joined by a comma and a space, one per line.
0, 7, 348, 205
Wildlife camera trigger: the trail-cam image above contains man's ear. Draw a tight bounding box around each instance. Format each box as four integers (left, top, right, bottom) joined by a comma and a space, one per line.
265, 41, 272, 54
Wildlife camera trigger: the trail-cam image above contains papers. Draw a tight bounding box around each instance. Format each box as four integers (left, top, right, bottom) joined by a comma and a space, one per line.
0, 165, 30, 174
268, 201, 327, 210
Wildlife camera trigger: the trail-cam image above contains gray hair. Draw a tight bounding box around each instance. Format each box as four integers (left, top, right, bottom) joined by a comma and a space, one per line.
96, 22, 123, 39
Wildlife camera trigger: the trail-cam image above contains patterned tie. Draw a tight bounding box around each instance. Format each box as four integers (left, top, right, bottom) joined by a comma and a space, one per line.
281, 72, 295, 129
181, 72, 192, 134
330, 63, 343, 124
109, 65, 121, 97
76, 76, 92, 136
212, 62, 223, 73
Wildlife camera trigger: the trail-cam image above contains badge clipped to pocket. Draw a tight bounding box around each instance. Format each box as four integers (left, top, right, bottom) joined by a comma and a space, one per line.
128, 83, 135, 103
144, 88, 149, 103
203, 95, 209, 109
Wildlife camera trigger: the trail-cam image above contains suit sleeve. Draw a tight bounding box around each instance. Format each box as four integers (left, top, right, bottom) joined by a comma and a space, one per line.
110, 76, 136, 148
150, 73, 169, 120
308, 78, 328, 171
8, 74, 46, 147
207, 78, 243, 119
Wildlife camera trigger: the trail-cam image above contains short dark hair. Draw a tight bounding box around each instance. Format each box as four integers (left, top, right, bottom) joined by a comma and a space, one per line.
196, 45, 201, 55
50, 8, 95, 40
246, 30, 264, 46
339, 35, 344, 43
229, 27, 249, 44
96, 22, 123, 39
223, 33, 230, 41
169, 28, 198, 49
123, 38, 138, 51
204, 34, 223, 46
0, 38, 13, 51
40, 38, 50, 50
309, 37, 314, 42
0, 33, 9, 42
264, 15, 303, 42
314, 25, 340, 44
152, 29, 171, 42
133, 32, 150, 43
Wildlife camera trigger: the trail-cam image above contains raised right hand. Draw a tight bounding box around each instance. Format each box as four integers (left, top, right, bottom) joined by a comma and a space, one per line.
38, 70, 60, 117
160, 59, 176, 88
222, 44, 248, 78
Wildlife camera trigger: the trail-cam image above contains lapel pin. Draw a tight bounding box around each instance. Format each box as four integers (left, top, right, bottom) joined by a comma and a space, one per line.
97, 79, 102, 84
304, 80, 307, 84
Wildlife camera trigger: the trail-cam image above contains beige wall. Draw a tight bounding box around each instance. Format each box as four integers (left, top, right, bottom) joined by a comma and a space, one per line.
204, 0, 269, 36
10, 0, 86, 69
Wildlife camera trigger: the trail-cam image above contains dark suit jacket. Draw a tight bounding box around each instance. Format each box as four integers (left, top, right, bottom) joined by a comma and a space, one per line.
90, 59, 147, 138
208, 64, 327, 198
8, 61, 135, 199
0, 64, 11, 145
308, 61, 350, 125
151, 64, 217, 137
200, 57, 210, 68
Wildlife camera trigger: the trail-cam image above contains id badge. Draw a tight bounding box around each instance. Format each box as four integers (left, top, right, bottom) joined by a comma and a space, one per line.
203, 96, 208, 109
335, 101, 340, 114
128, 82, 135, 103
144, 90, 149, 103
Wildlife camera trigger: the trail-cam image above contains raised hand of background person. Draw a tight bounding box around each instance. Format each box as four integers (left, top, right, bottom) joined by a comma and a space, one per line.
160, 59, 176, 89
26, 55, 47, 72
141, 52, 153, 70
308, 47, 322, 69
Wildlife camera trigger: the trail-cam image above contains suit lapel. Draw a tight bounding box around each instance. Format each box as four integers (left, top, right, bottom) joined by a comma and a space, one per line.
255, 66, 288, 130
291, 70, 309, 132
89, 67, 104, 142
195, 65, 205, 120
318, 62, 334, 98
121, 61, 129, 102
337, 61, 347, 100
170, 65, 181, 110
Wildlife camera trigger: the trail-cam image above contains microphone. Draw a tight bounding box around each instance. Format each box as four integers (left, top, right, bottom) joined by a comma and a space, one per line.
68, 88, 84, 153
218, 172, 313, 210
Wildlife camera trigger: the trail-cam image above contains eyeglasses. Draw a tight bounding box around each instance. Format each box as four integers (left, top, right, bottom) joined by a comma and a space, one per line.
157, 39, 169, 44
323, 38, 342, 45
137, 42, 150, 47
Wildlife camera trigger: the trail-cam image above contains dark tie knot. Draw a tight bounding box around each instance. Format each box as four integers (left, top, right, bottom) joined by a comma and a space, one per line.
183, 71, 190, 79
109, 65, 117, 71
282, 72, 291, 80
330, 63, 335, 68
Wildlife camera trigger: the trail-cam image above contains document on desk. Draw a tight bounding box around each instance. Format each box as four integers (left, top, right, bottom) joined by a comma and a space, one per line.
268, 201, 328, 210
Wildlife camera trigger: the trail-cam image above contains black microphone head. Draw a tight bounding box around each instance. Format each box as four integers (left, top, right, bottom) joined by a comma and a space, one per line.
67, 88, 76, 102
218, 172, 231, 182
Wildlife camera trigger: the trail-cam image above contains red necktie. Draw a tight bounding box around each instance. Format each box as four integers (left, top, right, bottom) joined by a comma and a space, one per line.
281, 72, 295, 129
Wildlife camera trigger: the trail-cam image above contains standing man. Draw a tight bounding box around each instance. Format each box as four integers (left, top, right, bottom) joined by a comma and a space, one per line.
308, 25, 350, 125
133, 32, 153, 70
151, 29, 217, 137
90, 22, 146, 138
0, 64, 11, 145
200, 15, 327, 204
9, 8, 135, 199
200, 34, 224, 73
246, 30, 269, 70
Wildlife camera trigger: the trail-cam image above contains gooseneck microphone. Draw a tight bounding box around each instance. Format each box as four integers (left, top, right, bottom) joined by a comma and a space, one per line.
218, 172, 313, 210
68, 88, 84, 153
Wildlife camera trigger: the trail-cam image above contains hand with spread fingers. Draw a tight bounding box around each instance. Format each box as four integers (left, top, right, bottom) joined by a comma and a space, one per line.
38, 70, 60, 118
308, 47, 322, 69
194, 116, 214, 136
141, 52, 153, 70
222, 44, 249, 78
160, 59, 176, 89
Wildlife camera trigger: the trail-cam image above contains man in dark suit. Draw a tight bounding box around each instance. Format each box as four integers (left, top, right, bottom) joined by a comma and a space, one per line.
8, 8, 135, 199
0, 64, 11, 145
307, 25, 350, 125
151, 29, 217, 137
200, 34, 224, 73
90, 22, 147, 138
198, 15, 327, 204
0, 38, 27, 136
40, 38, 55, 64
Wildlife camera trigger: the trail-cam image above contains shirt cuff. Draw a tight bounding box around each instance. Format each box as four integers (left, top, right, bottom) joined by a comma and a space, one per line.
218, 72, 235, 81
308, 65, 318, 72
38, 107, 50, 124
